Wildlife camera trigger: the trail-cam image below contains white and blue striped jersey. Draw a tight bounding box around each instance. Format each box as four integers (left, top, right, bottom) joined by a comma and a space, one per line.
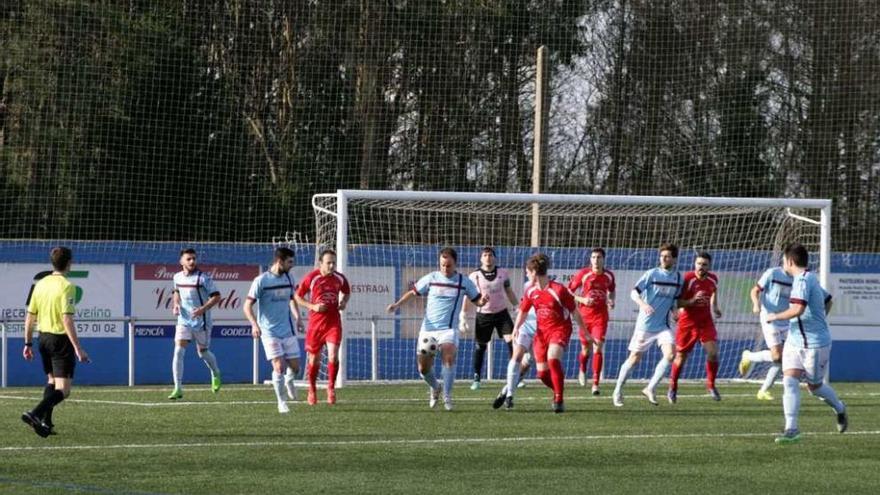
633, 267, 682, 333
787, 271, 832, 349
412, 271, 481, 332
247, 270, 297, 339
173, 269, 220, 329
756, 267, 793, 314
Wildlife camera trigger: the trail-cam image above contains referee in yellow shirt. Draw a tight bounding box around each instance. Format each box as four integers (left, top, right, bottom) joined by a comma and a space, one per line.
21, 246, 90, 438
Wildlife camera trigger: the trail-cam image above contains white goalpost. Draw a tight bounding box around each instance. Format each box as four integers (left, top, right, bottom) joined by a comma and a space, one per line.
313, 190, 831, 387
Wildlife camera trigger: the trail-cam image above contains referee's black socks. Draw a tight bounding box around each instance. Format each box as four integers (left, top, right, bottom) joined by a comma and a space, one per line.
42, 384, 56, 426
32, 389, 65, 420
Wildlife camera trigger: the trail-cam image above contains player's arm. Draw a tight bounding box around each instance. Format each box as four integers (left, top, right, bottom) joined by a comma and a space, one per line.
338, 291, 351, 312
294, 292, 323, 313
630, 288, 653, 315
749, 285, 762, 314
766, 302, 804, 322
63, 314, 89, 363
192, 292, 221, 318
824, 292, 833, 315
386, 289, 418, 313
22, 311, 36, 360
171, 289, 181, 316
243, 298, 260, 338
711, 291, 722, 319
571, 309, 592, 345
505, 285, 518, 307
289, 297, 304, 333
607, 290, 616, 309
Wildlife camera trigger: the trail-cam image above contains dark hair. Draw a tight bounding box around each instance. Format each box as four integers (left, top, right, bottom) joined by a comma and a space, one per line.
659, 242, 679, 259
525, 253, 550, 275
439, 247, 458, 263
319, 248, 336, 261
783, 243, 809, 268
591, 247, 606, 258
179, 248, 197, 257
50, 246, 72, 271
696, 251, 712, 262
481, 246, 496, 257
274, 247, 295, 262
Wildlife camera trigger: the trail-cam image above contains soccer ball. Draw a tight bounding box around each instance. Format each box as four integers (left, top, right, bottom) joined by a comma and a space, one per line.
417, 335, 438, 356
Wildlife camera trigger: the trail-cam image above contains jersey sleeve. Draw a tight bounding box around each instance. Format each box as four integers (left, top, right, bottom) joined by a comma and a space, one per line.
463, 275, 481, 301
518, 293, 533, 313
203, 274, 220, 297
62, 283, 76, 314
634, 270, 651, 294
607, 271, 616, 292
789, 276, 807, 305
568, 269, 585, 291
413, 273, 433, 296
296, 272, 312, 298
172, 274, 180, 293
756, 268, 773, 291
27, 290, 38, 314
560, 286, 577, 312
247, 277, 262, 301
339, 273, 351, 295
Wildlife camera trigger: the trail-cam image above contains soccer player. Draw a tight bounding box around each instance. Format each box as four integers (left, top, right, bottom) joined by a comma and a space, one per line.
244, 247, 305, 414
492, 280, 538, 410
612, 243, 682, 407
168, 248, 223, 400
766, 243, 847, 444
513, 253, 587, 413
20, 247, 90, 438
738, 261, 793, 400
667, 251, 723, 403
386, 247, 487, 411
294, 248, 351, 405
459, 246, 518, 390
569, 247, 616, 395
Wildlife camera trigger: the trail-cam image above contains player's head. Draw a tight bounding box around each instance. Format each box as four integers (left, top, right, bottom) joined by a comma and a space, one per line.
273, 247, 295, 273
783, 243, 809, 270
695, 251, 712, 277
179, 248, 197, 271
590, 248, 606, 271
480, 246, 496, 269
525, 253, 550, 281
50, 246, 72, 272
319, 248, 336, 274
438, 247, 457, 274
658, 243, 678, 269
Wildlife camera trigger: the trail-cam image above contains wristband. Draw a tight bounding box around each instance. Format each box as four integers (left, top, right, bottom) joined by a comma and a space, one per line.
24, 342, 33, 347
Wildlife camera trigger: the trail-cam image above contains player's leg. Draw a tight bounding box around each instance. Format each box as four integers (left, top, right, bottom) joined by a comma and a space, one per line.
613, 330, 649, 406
305, 326, 321, 403
776, 342, 804, 443
471, 314, 492, 390
518, 351, 532, 388
591, 327, 607, 395
325, 341, 340, 404
271, 357, 291, 413
498, 311, 515, 360
577, 325, 591, 387
756, 343, 784, 400
803, 346, 847, 432
495, 338, 528, 409
703, 339, 720, 400
668, 349, 689, 399
547, 342, 566, 412
170, 326, 192, 398
645, 332, 674, 398
39, 374, 57, 433
439, 340, 457, 410
194, 327, 221, 393
284, 336, 302, 405
25, 340, 73, 438
532, 332, 553, 391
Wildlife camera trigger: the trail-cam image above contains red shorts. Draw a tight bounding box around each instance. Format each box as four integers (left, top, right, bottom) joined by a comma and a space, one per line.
532, 327, 572, 364
305, 324, 342, 354
675, 322, 717, 354
578, 313, 609, 345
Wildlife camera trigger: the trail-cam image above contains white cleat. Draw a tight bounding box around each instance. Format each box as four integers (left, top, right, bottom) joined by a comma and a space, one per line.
278, 401, 290, 414
578, 370, 587, 387
443, 396, 454, 411
285, 381, 297, 402
429, 385, 441, 409
612, 392, 624, 408
641, 387, 658, 406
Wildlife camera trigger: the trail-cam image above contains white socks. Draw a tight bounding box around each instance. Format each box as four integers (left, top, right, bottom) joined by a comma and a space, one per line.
441, 365, 455, 399
172, 346, 185, 389
420, 369, 439, 390
272, 371, 287, 403
783, 375, 800, 431
745, 350, 772, 363
646, 359, 670, 392
809, 383, 845, 413
760, 364, 781, 393
614, 359, 634, 395
198, 349, 220, 376
506, 359, 521, 398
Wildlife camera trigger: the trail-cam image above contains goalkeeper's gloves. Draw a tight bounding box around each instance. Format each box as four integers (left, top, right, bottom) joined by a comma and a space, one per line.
458, 311, 470, 333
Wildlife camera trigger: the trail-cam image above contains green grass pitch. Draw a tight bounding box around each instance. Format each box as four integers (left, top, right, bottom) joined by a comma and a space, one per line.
1, 382, 879, 494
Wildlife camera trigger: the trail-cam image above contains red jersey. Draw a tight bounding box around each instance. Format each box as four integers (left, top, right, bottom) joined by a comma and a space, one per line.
296, 269, 351, 330
678, 271, 718, 328
568, 268, 615, 318
520, 280, 577, 336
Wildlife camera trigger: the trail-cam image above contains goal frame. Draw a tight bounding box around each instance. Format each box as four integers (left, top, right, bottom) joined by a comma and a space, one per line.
314, 189, 832, 387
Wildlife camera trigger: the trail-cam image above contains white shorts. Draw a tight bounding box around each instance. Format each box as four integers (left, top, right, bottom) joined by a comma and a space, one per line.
760, 311, 789, 347
782, 342, 831, 385
628, 329, 674, 353
261, 335, 301, 361
417, 328, 457, 352
515, 330, 535, 350
175, 325, 211, 348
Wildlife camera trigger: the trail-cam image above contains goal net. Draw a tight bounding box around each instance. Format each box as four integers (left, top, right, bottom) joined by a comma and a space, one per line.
316, 190, 830, 386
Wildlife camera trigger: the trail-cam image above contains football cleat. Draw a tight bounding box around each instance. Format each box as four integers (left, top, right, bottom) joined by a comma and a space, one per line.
307, 387, 317, 406
429, 385, 441, 409
708, 387, 722, 401
774, 429, 802, 444
443, 396, 454, 411
285, 380, 297, 402
21, 412, 50, 438
578, 370, 586, 387
738, 349, 753, 377
552, 401, 565, 414
641, 387, 658, 406
505, 396, 514, 410
492, 390, 507, 410
667, 389, 677, 404
167, 388, 183, 400
756, 390, 774, 401
277, 401, 290, 414
591, 384, 600, 396
327, 389, 336, 405
837, 404, 848, 433
612, 392, 624, 408
211, 374, 222, 394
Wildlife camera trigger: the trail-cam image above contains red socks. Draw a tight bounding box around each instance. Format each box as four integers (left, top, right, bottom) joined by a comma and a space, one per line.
706, 359, 719, 389
549, 358, 565, 403
592, 352, 603, 386
578, 352, 588, 373
308, 361, 319, 390
537, 368, 554, 389
327, 361, 338, 391
670, 362, 682, 391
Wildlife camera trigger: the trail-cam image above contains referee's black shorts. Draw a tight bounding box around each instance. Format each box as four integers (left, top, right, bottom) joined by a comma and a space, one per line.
475, 310, 514, 344
39, 333, 76, 379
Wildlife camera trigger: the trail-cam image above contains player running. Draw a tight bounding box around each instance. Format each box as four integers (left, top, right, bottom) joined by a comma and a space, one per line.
766, 243, 847, 444
295, 248, 351, 405
613, 243, 682, 407
569, 247, 615, 395
244, 247, 304, 414
460, 246, 518, 390
514, 253, 587, 413
667, 251, 723, 403
168, 248, 223, 400
738, 261, 793, 400
492, 281, 538, 410
386, 247, 488, 411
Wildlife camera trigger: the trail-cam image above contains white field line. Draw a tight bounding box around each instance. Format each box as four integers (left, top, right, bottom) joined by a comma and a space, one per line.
1, 391, 879, 407
2, 430, 879, 453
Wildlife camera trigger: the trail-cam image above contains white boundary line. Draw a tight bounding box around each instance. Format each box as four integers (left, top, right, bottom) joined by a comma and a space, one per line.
2, 430, 878, 453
